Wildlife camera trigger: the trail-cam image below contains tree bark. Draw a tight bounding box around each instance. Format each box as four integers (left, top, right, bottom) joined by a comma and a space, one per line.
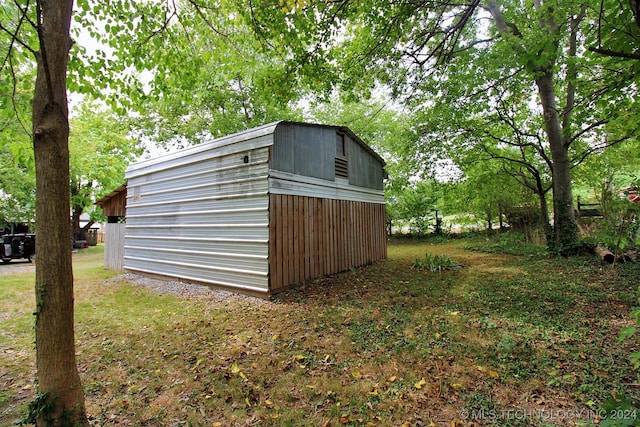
487, 0, 580, 254
535, 71, 579, 254
32, 0, 88, 424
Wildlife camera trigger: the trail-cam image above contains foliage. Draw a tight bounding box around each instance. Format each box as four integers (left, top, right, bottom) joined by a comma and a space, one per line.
0, 67, 35, 228
388, 180, 442, 235
412, 252, 459, 272
72, 0, 307, 149
599, 188, 640, 255
68, 102, 144, 233
0, 143, 35, 228
464, 231, 549, 257
18, 392, 53, 426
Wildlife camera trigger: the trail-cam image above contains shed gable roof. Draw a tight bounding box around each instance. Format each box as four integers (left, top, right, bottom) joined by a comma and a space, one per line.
126, 121, 385, 180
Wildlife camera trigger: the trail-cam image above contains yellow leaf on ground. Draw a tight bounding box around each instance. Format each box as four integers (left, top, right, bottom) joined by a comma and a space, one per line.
387, 375, 397, 383
230, 363, 240, 374
295, 354, 306, 360
414, 378, 427, 389
488, 370, 500, 379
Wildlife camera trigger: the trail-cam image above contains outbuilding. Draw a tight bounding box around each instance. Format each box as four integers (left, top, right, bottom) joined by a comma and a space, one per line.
123, 121, 387, 297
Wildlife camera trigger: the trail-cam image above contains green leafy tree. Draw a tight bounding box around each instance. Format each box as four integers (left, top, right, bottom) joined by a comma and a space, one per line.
73, 0, 307, 149
248, 0, 640, 254
69, 103, 144, 238
0, 142, 35, 229
0, 72, 35, 229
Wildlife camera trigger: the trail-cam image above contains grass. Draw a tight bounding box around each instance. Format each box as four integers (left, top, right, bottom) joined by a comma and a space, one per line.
0, 239, 638, 426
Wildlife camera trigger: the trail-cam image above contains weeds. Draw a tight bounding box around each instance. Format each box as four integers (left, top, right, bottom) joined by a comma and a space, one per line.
412, 252, 460, 272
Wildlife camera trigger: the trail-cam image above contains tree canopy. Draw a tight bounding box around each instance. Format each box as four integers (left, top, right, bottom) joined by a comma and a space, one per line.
248, 0, 640, 252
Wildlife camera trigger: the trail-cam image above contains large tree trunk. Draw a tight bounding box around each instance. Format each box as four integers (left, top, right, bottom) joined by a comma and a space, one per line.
486, 1, 580, 254
536, 71, 580, 254
32, 0, 88, 425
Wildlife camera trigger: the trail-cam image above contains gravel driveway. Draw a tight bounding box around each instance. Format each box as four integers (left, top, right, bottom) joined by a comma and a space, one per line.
0, 262, 35, 275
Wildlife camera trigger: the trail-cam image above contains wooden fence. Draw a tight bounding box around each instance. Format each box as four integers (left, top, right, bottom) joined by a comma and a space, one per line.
103, 223, 125, 272
269, 194, 386, 292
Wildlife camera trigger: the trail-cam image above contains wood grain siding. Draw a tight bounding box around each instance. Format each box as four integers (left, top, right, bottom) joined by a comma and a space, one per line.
269, 194, 386, 292
103, 223, 125, 271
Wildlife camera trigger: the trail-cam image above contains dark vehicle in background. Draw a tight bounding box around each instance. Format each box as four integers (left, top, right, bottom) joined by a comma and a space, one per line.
1, 233, 35, 263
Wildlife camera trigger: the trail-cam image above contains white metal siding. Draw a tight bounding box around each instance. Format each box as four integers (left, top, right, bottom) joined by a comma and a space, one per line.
124, 139, 271, 294
269, 170, 385, 204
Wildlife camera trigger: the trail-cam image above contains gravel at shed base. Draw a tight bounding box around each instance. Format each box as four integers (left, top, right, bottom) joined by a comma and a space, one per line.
115, 273, 276, 307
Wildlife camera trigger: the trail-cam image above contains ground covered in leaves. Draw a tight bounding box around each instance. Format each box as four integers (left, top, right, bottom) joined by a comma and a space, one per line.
1, 237, 639, 426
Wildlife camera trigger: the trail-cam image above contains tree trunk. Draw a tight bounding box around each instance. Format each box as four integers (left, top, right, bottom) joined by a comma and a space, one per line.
535, 71, 579, 254
32, 0, 88, 424
531, 171, 553, 239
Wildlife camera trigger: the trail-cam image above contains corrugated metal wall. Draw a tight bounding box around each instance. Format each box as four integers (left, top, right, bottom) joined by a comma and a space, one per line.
271, 122, 336, 181
124, 131, 274, 295
269, 194, 387, 292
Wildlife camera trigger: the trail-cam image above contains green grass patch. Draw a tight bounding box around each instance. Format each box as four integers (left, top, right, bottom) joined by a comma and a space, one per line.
1, 240, 638, 426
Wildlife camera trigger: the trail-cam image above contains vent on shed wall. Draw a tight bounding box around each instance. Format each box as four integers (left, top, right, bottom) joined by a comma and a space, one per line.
335, 157, 348, 178
335, 132, 348, 178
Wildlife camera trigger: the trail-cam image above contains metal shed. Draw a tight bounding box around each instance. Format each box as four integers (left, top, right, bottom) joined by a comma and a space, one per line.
124, 121, 387, 297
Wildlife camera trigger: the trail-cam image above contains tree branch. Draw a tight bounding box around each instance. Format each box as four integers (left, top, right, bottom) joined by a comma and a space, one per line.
587, 46, 640, 60
35, 0, 56, 104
